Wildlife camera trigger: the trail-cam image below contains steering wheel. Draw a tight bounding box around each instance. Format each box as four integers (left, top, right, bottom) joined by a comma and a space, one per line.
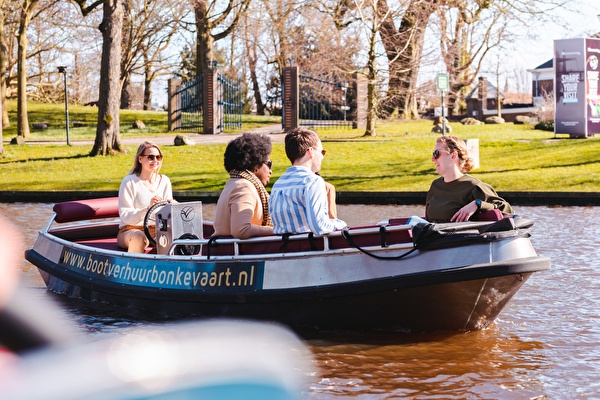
143, 200, 169, 246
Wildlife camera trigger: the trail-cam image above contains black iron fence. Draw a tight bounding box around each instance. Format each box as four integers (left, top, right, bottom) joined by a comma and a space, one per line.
299, 74, 355, 129
174, 75, 203, 133
217, 74, 242, 131
170, 71, 242, 134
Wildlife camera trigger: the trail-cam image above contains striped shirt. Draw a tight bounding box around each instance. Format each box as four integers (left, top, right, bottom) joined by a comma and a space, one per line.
269, 165, 347, 235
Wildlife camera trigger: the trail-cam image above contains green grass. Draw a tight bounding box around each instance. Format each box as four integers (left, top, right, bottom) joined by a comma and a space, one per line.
3, 100, 600, 193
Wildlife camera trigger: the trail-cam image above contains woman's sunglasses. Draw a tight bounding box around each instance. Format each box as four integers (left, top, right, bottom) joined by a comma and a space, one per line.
143, 154, 163, 161
264, 160, 272, 169
432, 149, 448, 160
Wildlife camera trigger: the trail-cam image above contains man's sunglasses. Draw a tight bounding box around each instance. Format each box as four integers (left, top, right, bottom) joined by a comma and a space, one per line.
264, 160, 272, 169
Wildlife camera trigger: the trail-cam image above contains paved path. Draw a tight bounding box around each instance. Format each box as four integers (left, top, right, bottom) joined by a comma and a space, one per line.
6, 124, 286, 146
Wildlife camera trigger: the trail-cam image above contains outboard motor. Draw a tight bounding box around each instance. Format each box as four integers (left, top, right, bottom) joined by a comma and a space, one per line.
155, 202, 203, 255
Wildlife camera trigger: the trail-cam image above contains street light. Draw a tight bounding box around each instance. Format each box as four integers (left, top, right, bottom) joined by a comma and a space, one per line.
341, 83, 349, 122
57, 66, 70, 146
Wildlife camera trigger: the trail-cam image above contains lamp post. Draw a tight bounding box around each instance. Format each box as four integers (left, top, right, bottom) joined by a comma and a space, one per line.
57, 66, 70, 145
341, 83, 349, 121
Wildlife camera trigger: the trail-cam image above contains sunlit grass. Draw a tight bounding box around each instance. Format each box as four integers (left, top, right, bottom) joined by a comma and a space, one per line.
3, 101, 600, 193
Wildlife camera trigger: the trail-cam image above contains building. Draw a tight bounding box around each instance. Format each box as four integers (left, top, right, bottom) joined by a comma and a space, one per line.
527, 59, 554, 106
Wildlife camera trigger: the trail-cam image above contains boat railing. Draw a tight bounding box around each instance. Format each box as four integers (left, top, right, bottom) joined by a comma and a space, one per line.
165, 223, 414, 258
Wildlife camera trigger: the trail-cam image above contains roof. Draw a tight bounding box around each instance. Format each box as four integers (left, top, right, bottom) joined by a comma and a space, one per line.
533, 59, 553, 70
465, 80, 504, 100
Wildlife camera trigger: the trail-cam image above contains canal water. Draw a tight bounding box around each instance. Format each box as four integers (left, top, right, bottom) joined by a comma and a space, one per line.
4, 202, 600, 398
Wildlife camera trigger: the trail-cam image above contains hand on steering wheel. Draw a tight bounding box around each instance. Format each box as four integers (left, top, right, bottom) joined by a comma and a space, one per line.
143, 200, 169, 246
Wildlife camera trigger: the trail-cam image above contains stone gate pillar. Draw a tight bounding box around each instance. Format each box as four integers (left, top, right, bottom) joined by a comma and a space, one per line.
203, 68, 221, 134
477, 77, 487, 121
282, 67, 299, 132
353, 73, 368, 129
167, 78, 181, 132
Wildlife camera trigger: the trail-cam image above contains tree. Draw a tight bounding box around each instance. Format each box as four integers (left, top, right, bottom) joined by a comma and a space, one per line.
16, 0, 42, 139
0, 0, 19, 128
377, 0, 436, 119
435, 0, 506, 115
92, 0, 124, 155
120, 0, 188, 109
73, 0, 124, 156
191, 0, 250, 74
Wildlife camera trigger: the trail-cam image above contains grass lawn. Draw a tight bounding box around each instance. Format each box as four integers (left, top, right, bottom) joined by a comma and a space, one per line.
2, 100, 600, 193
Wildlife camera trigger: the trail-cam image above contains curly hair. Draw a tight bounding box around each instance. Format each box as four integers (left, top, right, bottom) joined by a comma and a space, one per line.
224, 132, 272, 172
436, 135, 474, 173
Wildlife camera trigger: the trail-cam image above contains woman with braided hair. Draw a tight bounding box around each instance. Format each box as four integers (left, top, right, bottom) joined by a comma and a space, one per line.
213, 132, 274, 239
426, 135, 513, 223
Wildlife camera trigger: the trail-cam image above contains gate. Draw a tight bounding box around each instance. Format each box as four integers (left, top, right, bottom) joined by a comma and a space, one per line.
299, 74, 355, 129
168, 71, 242, 134
217, 74, 242, 131
173, 75, 203, 133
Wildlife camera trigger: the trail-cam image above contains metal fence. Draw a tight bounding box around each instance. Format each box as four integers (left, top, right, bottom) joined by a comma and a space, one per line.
174, 75, 203, 133
217, 74, 242, 131
299, 74, 355, 129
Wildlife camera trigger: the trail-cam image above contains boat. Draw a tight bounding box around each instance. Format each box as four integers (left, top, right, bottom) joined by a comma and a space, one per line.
25, 197, 550, 333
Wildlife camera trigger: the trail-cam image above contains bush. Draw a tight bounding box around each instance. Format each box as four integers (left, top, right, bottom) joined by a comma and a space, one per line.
534, 120, 554, 131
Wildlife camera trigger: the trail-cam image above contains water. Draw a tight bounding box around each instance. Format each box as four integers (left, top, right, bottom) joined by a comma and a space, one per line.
4, 202, 600, 398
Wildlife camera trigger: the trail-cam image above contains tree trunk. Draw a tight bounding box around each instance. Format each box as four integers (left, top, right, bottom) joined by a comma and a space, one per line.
193, 0, 212, 74
120, 72, 133, 109
91, 0, 124, 156
16, 0, 39, 139
0, 1, 9, 129
363, 10, 378, 137
0, 88, 3, 155
244, 21, 264, 115
377, 0, 433, 119
143, 59, 152, 111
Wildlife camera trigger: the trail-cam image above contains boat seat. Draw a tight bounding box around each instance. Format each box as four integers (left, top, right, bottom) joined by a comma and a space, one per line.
75, 238, 156, 254
472, 209, 506, 221
53, 197, 120, 223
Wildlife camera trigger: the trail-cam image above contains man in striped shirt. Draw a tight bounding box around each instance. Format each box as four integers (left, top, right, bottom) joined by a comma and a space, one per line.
269, 128, 347, 235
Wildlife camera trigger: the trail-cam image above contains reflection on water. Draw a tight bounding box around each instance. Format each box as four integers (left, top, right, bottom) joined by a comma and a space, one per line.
4, 202, 600, 398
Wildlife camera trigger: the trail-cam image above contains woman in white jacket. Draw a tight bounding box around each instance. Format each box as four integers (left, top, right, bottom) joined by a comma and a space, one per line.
117, 141, 173, 252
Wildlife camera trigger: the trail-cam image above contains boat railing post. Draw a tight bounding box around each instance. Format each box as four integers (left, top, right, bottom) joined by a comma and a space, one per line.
43, 213, 58, 232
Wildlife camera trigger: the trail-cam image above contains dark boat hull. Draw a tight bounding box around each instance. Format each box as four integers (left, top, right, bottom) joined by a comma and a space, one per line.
25, 197, 551, 333
27, 247, 545, 332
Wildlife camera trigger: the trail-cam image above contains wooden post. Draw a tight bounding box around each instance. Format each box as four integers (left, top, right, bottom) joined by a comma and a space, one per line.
167, 78, 181, 131
282, 67, 299, 132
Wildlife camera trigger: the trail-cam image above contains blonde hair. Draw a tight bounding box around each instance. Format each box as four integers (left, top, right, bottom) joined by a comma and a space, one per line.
129, 141, 163, 175
436, 135, 474, 173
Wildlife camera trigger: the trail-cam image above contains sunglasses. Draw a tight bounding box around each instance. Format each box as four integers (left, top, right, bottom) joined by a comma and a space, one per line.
264, 160, 272, 169
432, 149, 448, 160
143, 154, 163, 161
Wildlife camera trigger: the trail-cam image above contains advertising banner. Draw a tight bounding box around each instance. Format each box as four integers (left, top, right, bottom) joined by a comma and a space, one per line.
585, 38, 600, 135
554, 38, 586, 137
